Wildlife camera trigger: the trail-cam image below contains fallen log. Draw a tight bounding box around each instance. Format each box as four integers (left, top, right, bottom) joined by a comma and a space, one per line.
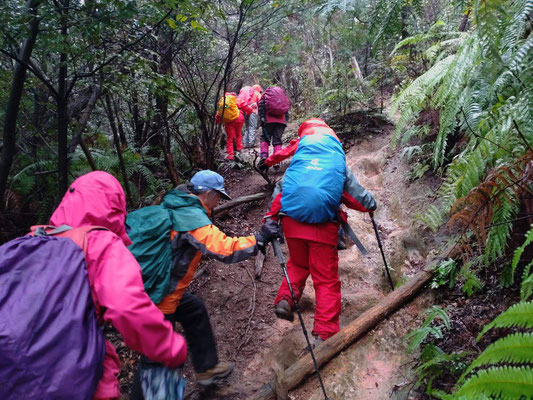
248, 268, 434, 400
214, 191, 269, 215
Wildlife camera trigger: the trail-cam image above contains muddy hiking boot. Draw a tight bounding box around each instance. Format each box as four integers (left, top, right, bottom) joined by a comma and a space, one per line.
196, 361, 234, 386
312, 334, 324, 349
274, 299, 294, 322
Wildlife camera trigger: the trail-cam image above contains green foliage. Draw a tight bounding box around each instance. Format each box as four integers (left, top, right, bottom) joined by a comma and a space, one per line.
462, 333, 533, 378
478, 301, 533, 339
417, 205, 444, 233
451, 301, 533, 400
406, 306, 451, 352
415, 344, 467, 396
392, 0, 533, 269
431, 259, 459, 289
511, 226, 533, 300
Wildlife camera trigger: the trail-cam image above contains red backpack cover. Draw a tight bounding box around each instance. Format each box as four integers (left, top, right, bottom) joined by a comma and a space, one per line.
263, 87, 290, 116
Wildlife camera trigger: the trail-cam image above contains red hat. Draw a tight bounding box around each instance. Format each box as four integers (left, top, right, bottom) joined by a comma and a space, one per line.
253, 84, 262, 93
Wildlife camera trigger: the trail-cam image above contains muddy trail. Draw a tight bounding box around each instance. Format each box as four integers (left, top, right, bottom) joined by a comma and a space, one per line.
113, 111, 444, 400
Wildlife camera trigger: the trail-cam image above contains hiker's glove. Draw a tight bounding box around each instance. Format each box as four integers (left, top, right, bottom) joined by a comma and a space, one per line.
255, 220, 281, 254
258, 158, 269, 173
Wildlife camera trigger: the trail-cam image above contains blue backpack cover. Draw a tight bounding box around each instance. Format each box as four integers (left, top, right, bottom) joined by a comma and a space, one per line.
281, 133, 346, 223
0, 226, 105, 400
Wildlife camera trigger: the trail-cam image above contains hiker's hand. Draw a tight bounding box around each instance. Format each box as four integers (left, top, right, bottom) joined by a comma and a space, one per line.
255, 220, 281, 253
258, 158, 269, 173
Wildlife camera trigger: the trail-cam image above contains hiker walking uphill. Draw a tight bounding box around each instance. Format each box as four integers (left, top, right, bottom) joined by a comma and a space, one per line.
126, 170, 281, 393
239, 84, 262, 148
265, 119, 377, 343
216, 92, 253, 161
0, 171, 187, 400
258, 86, 290, 169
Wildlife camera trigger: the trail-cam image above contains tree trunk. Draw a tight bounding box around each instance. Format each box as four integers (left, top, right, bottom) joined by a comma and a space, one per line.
0, 0, 41, 210
113, 98, 128, 148
57, 0, 69, 196
69, 85, 100, 153
458, 8, 471, 32
104, 93, 133, 206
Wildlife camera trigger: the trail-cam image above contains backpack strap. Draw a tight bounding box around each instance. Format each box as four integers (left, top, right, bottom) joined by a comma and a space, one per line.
29, 225, 108, 254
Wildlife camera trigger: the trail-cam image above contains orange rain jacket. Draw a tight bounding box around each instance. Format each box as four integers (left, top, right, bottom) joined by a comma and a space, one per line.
156, 189, 259, 314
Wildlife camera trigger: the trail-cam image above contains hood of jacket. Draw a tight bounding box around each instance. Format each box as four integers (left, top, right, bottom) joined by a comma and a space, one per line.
162, 189, 212, 232
297, 118, 340, 142
50, 171, 131, 245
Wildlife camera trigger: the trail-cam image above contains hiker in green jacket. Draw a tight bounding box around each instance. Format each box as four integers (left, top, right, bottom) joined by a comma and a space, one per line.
127, 170, 281, 395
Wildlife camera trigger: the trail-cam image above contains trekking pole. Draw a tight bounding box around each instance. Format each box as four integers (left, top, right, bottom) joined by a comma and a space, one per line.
370, 215, 395, 291
271, 239, 329, 400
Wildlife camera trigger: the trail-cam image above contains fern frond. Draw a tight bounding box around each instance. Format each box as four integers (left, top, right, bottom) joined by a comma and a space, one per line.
521, 260, 533, 301
478, 301, 533, 340
511, 225, 533, 283
461, 332, 533, 379
418, 205, 444, 232
454, 366, 533, 399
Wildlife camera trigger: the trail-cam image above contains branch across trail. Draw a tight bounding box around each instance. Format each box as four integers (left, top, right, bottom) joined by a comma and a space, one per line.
248, 269, 435, 400
214, 191, 270, 214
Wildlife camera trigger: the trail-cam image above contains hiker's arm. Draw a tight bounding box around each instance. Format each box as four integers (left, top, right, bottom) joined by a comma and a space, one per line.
265, 139, 299, 166
185, 224, 258, 263
342, 166, 377, 212
86, 231, 187, 368
258, 97, 266, 124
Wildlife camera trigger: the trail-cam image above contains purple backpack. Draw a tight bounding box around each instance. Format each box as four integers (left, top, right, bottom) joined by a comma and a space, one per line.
264, 86, 290, 115
0, 225, 106, 400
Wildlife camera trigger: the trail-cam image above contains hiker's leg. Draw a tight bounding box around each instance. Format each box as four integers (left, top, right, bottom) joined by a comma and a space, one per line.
272, 123, 284, 155
95, 341, 120, 399
248, 112, 258, 146
234, 117, 244, 152
308, 241, 341, 340
225, 124, 236, 160
173, 292, 219, 373
242, 113, 250, 146
260, 123, 273, 159
274, 237, 310, 308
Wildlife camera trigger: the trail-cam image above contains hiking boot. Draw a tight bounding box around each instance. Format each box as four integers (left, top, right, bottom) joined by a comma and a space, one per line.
274, 299, 294, 322
235, 151, 242, 161
312, 334, 324, 349
273, 164, 280, 171
196, 362, 234, 386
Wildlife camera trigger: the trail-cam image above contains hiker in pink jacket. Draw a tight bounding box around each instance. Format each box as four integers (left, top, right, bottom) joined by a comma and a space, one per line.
49, 171, 187, 399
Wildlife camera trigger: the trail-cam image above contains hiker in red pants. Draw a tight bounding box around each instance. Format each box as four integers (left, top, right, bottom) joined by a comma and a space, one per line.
216, 92, 252, 160
265, 118, 377, 343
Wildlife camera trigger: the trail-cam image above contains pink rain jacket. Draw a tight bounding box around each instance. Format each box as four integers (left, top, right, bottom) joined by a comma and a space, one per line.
50, 171, 187, 399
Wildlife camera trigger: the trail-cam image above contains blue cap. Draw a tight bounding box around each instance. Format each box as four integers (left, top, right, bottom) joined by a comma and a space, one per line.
190, 170, 231, 200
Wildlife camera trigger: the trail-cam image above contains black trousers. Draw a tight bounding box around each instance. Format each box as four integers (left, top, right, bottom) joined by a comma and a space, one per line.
130, 292, 218, 399
261, 122, 285, 146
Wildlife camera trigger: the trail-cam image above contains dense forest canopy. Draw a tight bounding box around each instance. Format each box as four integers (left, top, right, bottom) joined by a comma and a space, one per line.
1, 0, 532, 397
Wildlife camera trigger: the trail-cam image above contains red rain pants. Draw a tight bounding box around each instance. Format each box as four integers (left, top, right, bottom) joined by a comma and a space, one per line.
224, 114, 244, 160
274, 219, 341, 340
